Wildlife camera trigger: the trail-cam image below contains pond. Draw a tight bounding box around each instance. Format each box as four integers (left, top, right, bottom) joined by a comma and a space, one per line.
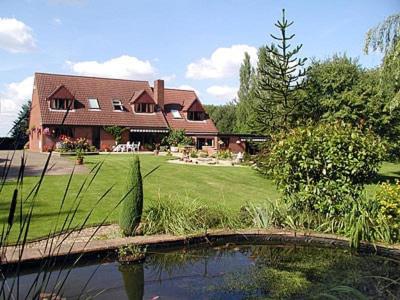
10, 244, 400, 299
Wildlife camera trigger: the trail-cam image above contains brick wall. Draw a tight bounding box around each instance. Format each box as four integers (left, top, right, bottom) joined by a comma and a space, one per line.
29, 87, 43, 152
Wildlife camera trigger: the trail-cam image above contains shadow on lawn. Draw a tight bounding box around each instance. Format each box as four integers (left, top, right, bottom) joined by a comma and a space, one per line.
368, 171, 400, 184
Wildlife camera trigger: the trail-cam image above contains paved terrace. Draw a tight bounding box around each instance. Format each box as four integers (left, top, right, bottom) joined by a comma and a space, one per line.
2, 227, 400, 266
0, 150, 88, 180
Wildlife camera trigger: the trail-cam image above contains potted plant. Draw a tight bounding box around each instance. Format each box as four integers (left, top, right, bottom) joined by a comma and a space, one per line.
76, 149, 84, 165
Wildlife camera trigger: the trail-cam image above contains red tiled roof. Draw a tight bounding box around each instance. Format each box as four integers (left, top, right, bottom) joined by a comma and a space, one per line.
165, 112, 218, 134
35, 73, 167, 128
34, 73, 218, 134
164, 88, 197, 111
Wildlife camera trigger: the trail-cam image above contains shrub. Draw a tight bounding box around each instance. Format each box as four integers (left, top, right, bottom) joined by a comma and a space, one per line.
190, 150, 198, 158
103, 125, 127, 144
57, 135, 92, 152
258, 123, 386, 216
375, 181, 400, 241
119, 156, 143, 236
217, 149, 233, 160
162, 129, 193, 146
199, 151, 208, 158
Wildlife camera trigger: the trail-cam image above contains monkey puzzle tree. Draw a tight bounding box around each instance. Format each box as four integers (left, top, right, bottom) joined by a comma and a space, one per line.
255, 9, 307, 134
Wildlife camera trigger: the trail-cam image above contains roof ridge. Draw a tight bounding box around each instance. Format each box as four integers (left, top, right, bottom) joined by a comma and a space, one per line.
164, 87, 196, 92
35, 72, 150, 84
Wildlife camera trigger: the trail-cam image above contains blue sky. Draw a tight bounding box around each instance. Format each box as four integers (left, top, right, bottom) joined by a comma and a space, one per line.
0, 0, 399, 136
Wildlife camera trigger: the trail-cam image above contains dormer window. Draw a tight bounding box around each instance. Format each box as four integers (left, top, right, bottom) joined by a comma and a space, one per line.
188, 111, 204, 121
135, 103, 154, 113
112, 100, 124, 111
88, 98, 100, 109
51, 98, 73, 110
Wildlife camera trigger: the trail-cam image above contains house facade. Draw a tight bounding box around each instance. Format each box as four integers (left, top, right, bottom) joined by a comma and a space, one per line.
28, 73, 220, 152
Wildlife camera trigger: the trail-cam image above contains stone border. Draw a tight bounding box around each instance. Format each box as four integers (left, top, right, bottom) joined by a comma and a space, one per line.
2, 229, 400, 269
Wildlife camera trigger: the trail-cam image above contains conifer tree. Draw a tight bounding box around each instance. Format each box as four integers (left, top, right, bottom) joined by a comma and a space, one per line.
235, 52, 256, 133
255, 9, 307, 134
119, 155, 143, 236
10, 100, 31, 147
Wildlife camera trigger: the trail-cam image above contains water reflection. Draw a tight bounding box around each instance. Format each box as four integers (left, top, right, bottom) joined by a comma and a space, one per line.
9, 244, 400, 299
119, 264, 144, 300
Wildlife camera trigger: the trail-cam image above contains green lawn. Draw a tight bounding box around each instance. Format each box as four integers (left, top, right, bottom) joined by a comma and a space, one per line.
0, 154, 278, 241
1, 154, 400, 242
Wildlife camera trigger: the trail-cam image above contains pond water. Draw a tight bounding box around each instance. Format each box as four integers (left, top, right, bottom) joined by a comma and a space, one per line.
11, 244, 400, 299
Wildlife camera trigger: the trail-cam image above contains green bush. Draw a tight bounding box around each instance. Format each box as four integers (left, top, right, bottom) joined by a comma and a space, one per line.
258, 122, 386, 216
119, 156, 143, 236
217, 149, 233, 160
162, 129, 193, 146
375, 181, 400, 241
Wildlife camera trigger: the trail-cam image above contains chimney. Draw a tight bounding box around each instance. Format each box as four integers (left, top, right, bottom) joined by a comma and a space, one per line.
154, 79, 164, 110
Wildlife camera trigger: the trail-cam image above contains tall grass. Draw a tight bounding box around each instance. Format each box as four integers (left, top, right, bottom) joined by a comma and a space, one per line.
243, 196, 396, 248
142, 194, 239, 235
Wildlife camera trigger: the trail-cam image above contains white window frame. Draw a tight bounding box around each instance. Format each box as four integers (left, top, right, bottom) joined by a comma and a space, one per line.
112, 99, 124, 111
88, 98, 100, 110
171, 109, 182, 119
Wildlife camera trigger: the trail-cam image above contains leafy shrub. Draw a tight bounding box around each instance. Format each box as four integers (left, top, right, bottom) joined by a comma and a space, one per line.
56, 135, 92, 152
258, 122, 386, 216
119, 156, 143, 236
103, 125, 127, 144
217, 149, 233, 160
190, 150, 198, 158
375, 182, 400, 241
163, 129, 193, 146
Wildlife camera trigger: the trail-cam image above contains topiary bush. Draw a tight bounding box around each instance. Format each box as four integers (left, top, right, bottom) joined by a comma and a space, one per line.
258, 122, 386, 216
119, 155, 143, 236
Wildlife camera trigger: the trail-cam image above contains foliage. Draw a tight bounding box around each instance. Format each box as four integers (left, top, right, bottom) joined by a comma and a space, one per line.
299, 55, 400, 149
258, 122, 386, 215
254, 9, 307, 134
103, 125, 127, 144
162, 129, 192, 146
299, 55, 362, 123
217, 149, 232, 160
190, 150, 198, 158
56, 135, 91, 152
118, 244, 147, 260
75, 148, 84, 159
364, 13, 400, 54
119, 156, 144, 236
204, 102, 237, 133
10, 100, 31, 148
376, 181, 400, 241
142, 195, 239, 235
235, 52, 257, 133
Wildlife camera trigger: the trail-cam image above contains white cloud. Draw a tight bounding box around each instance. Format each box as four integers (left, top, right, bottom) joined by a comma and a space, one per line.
175, 85, 200, 96
186, 44, 257, 79
67, 55, 156, 80
206, 85, 237, 101
0, 76, 34, 136
0, 18, 36, 53
53, 18, 62, 25
161, 74, 176, 82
